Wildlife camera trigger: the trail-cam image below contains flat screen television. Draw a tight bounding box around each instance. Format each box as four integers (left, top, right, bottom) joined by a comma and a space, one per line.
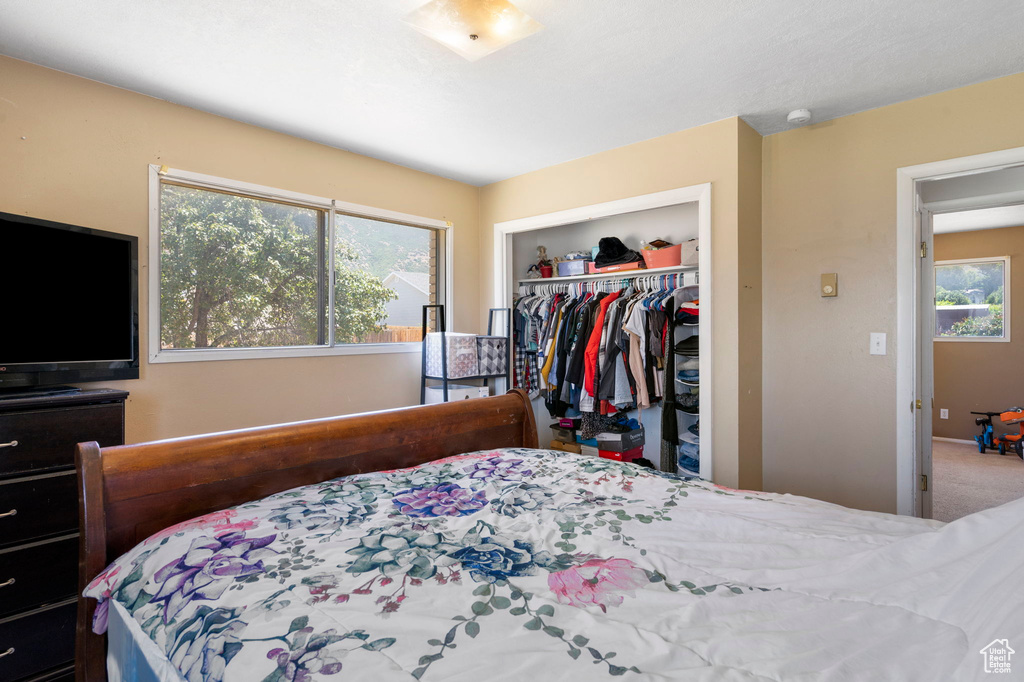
0, 211, 139, 392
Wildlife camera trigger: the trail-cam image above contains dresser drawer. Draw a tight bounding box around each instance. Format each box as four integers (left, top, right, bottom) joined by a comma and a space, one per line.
25, 664, 75, 682
0, 473, 77, 550
0, 534, 77, 619
0, 600, 76, 681
0, 404, 123, 479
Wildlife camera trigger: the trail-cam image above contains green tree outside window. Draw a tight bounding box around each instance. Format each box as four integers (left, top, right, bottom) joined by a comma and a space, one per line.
159, 184, 419, 349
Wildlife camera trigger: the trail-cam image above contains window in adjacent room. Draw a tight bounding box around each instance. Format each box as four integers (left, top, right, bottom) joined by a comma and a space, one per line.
934, 257, 1009, 341
154, 172, 447, 360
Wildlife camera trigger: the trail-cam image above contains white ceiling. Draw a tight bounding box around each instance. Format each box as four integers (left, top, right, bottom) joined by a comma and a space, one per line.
924, 165, 1024, 233
934, 205, 1024, 235
921, 166, 1024, 206
1, 0, 1022, 186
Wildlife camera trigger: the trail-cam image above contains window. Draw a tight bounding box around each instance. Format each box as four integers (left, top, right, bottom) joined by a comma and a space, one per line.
934, 257, 1009, 341
152, 169, 447, 361
334, 214, 440, 344
160, 184, 327, 349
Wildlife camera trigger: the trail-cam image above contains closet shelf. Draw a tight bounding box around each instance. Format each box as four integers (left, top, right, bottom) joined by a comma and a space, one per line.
517, 263, 697, 285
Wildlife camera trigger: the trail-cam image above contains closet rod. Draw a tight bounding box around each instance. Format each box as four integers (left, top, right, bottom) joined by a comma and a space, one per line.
516, 263, 697, 286
516, 272, 698, 297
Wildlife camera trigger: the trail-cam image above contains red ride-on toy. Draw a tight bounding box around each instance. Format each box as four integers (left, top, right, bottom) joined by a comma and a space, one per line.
999, 408, 1024, 459
972, 408, 1024, 457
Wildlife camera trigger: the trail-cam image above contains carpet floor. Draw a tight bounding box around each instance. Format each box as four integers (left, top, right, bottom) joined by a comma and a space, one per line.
932, 439, 1024, 522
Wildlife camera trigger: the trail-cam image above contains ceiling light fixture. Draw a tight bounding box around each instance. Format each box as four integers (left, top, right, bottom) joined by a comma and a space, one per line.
404, 0, 543, 62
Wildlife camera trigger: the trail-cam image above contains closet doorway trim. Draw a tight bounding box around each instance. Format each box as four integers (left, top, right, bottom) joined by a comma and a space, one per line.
492, 183, 712, 479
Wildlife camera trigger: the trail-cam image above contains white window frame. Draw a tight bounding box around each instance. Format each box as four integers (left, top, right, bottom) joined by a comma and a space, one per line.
933, 255, 1010, 343
148, 165, 453, 363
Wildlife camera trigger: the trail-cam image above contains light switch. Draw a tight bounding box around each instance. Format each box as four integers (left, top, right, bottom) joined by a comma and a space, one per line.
821, 273, 838, 297
870, 332, 886, 355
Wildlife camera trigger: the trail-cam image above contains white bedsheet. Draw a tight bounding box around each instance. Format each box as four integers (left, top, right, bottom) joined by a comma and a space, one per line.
108, 600, 185, 682
86, 449, 1024, 681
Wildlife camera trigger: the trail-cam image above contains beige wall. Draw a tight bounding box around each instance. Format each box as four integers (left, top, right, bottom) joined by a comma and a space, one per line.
9, 52, 1024, 510
762, 73, 1024, 513
479, 117, 763, 490
737, 120, 764, 489
933, 225, 1024, 441
0, 56, 480, 443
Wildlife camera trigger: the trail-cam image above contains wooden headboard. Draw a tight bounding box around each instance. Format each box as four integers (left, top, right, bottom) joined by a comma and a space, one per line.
74, 389, 537, 681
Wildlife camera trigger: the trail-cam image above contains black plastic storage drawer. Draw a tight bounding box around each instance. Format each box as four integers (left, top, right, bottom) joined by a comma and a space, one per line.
0, 535, 78, 618
0, 600, 76, 681
0, 403, 123, 479
0, 473, 77, 550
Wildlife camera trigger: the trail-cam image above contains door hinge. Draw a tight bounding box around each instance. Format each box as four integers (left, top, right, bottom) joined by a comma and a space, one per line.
920, 241, 927, 258
916, 399, 922, 410
920, 474, 928, 492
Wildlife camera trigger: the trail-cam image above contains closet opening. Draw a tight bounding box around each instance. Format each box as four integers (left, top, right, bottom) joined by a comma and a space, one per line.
493, 184, 712, 479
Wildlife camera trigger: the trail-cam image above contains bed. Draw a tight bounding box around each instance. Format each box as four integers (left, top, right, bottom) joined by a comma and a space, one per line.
76, 390, 1024, 681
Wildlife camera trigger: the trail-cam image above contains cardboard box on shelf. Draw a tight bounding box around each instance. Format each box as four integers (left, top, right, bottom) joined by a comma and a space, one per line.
549, 440, 583, 454
423, 384, 489, 405
557, 259, 590, 277
586, 261, 643, 274
596, 427, 645, 453
599, 446, 644, 462
550, 425, 576, 442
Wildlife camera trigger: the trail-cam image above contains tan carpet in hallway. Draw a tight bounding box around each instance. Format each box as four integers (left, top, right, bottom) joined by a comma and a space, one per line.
932, 438, 1024, 522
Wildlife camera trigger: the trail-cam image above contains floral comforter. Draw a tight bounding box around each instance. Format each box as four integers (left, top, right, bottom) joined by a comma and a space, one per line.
86, 448, 1024, 681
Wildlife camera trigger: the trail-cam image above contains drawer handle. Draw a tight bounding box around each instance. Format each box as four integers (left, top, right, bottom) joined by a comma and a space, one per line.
0, 647, 12, 659
0, 510, 15, 519
0, 440, 17, 449
0, 578, 12, 588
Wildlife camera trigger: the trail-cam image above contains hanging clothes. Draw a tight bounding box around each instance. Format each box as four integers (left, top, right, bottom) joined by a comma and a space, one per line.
583, 289, 620, 407
512, 294, 545, 397
515, 273, 698, 473
660, 306, 678, 472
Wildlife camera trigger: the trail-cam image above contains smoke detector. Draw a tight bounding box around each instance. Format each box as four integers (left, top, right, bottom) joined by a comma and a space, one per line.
787, 109, 812, 125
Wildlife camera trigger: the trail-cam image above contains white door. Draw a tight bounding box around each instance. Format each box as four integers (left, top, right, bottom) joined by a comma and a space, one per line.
916, 206, 935, 518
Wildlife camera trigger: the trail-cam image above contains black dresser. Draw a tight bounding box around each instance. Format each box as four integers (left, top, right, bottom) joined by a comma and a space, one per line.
0, 389, 128, 682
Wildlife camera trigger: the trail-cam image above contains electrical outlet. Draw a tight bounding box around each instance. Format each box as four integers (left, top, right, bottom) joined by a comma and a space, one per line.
940, 409, 949, 419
